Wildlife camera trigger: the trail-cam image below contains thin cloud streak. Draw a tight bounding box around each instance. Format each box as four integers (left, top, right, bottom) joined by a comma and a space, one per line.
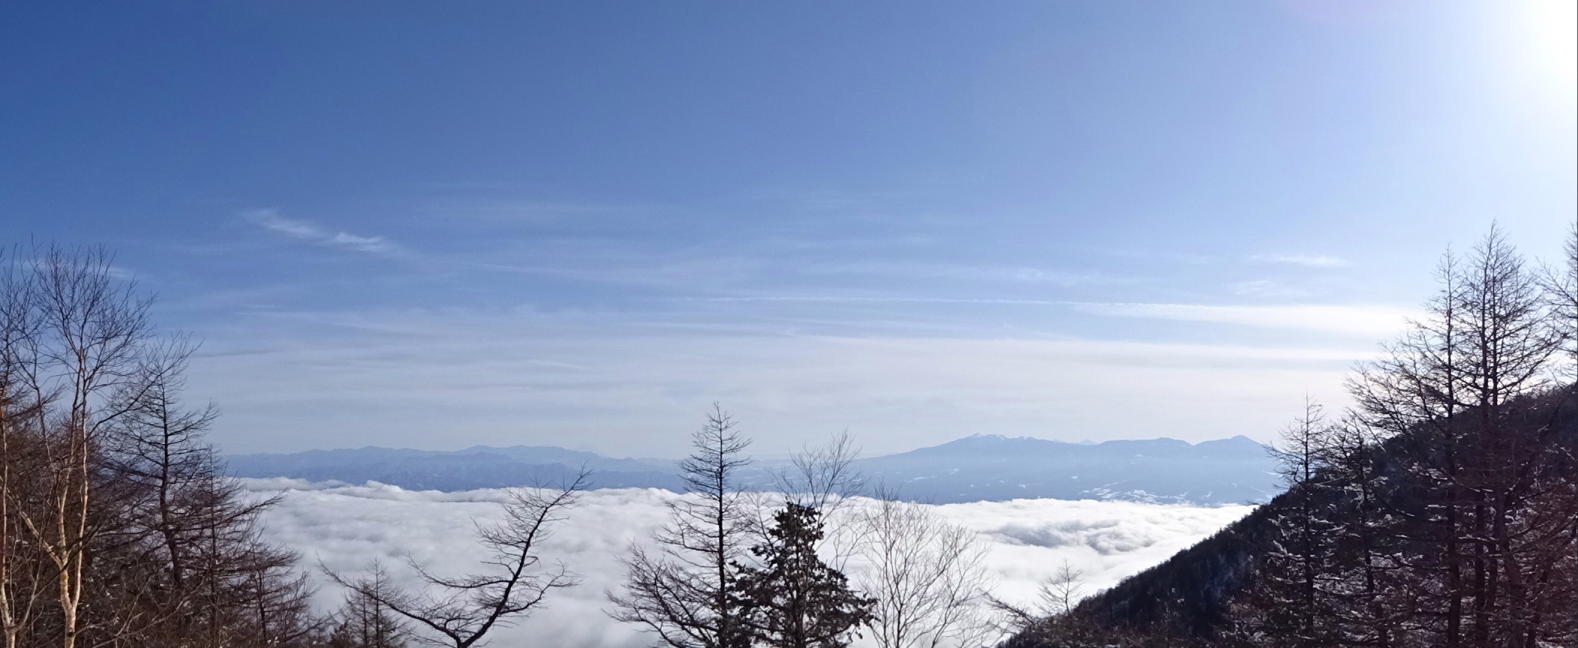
690, 295, 1068, 306
243, 209, 403, 256
187, 303, 1372, 455
798, 261, 1135, 287
1230, 279, 1311, 299
1248, 253, 1352, 268
1071, 302, 1418, 336
693, 296, 1412, 337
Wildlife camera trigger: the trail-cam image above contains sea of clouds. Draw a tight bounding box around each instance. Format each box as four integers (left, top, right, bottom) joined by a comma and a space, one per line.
246, 479, 1254, 647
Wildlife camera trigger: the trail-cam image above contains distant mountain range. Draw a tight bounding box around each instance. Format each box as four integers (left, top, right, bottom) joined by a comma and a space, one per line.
855, 434, 1276, 504
228, 445, 685, 492
227, 434, 1278, 506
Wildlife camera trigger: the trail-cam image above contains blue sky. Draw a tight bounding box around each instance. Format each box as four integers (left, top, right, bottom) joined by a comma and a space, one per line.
3, 1, 1574, 456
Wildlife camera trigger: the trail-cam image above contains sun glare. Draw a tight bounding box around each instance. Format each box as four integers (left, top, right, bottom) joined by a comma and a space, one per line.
1524, 0, 1578, 96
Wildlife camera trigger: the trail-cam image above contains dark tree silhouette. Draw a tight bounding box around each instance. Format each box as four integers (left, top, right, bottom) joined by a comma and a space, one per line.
328, 560, 409, 648
733, 503, 874, 648
1040, 226, 1578, 648
0, 243, 325, 648
609, 405, 756, 648
328, 471, 587, 648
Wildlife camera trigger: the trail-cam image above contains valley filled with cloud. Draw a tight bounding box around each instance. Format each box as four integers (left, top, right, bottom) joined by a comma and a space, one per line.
248, 479, 1254, 647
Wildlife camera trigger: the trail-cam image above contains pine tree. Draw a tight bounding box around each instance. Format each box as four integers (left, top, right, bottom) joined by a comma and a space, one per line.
733, 503, 874, 648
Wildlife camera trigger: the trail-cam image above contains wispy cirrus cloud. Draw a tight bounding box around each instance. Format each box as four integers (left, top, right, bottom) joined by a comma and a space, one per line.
243, 209, 403, 256
1229, 279, 1311, 299
1247, 253, 1352, 268
690, 295, 1066, 306
1071, 302, 1418, 336
798, 261, 1133, 287
188, 301, 1371, 457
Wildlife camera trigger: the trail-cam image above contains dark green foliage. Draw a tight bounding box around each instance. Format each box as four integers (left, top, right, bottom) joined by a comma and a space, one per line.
732, 503, 874, 648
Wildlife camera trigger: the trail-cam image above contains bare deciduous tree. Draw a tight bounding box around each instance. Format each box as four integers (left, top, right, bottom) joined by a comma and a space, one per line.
96, 338, 309, 647
1540, 222, 1577, 382
1335, 226, 1574, 648
10, 245, 151, 648
104, 337, 218, 597
329, 559, 409, 648
1453, 227, 1564, 647
763, 431, 867, 574
331, 471, 587, 648
0, 250, 47, 648
609, 405, 755, 648
1319, 414, 1405, 648
775, 430, 866, 513
1348, 247, 1468, 646
1261, 396, 1336, 647
987, 559, 1092, 646
1041, 560, 1084, 618
0, 243, 333, 647
855, 490, 994, 648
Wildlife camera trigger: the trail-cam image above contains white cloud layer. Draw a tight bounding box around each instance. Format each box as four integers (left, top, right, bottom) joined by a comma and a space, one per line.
249, 480, 1253, 648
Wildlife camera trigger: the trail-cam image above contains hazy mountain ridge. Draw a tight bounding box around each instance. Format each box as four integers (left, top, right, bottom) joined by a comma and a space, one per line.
227, 445, 684, 492
855, 434, 1274, 505
228, 434, 1278, 506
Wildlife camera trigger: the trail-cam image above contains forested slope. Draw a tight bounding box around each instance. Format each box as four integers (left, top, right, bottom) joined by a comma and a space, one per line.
1012, 228, 1578, 648
1048, 388, 1577, 646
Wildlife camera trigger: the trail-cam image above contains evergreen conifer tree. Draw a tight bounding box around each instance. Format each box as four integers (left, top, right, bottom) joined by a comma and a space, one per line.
734, 503, 874, 648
